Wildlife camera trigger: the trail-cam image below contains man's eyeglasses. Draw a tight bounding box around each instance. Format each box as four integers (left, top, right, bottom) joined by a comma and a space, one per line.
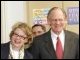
13, 33, 27, 40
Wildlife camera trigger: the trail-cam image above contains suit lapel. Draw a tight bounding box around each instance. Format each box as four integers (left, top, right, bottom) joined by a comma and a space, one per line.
44, 31, 57, 59
24, 50, 32, 59
63, 30, 74, 59
24, 50, 29, 59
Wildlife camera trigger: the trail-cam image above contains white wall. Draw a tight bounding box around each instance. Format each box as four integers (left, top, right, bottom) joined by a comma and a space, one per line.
1, 1, 27, 43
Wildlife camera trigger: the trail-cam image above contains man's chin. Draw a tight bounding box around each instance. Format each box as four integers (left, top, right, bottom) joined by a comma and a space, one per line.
53, 30, 62, 34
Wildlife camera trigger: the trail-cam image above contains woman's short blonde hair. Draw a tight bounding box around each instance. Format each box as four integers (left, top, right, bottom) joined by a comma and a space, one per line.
9, 22, 33, 48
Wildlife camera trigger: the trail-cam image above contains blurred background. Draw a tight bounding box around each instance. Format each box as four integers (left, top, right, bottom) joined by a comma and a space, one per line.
1, 1, 79, 43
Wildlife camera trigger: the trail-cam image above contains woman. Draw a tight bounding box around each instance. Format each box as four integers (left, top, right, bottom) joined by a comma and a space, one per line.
1, 22, 33, 59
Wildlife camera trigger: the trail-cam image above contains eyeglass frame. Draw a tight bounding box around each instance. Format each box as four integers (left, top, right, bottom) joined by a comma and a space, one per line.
12, 32, 27, 40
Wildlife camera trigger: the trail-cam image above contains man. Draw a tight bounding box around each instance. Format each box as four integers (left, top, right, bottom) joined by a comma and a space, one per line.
32, 24, 46, 37
29, 7, 79, 59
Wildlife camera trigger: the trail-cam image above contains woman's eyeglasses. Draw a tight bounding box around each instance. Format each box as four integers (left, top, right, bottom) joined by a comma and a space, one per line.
13, 33, 27, 40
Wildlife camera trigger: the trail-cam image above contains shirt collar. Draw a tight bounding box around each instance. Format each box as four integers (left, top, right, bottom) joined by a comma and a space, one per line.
51, 29, 65, 39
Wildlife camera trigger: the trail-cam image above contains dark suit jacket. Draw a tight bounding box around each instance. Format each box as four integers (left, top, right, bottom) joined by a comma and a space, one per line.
1, 42, 33, 59
29, 30, 79, 59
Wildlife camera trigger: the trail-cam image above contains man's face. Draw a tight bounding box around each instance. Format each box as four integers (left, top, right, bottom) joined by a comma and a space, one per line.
47, 9, 67, 34
32, 26, 45, 37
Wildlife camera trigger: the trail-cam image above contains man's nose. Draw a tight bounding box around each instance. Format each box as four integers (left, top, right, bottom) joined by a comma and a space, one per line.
55, 20, 60, 24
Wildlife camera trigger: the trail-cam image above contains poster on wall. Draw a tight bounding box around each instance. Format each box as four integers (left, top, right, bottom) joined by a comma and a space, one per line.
33, 7, 79, 25
67, 7, 79, 25
33, 8, 50, 25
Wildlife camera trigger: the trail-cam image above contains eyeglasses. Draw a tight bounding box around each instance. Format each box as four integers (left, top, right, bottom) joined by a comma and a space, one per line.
13, 33, 27, 40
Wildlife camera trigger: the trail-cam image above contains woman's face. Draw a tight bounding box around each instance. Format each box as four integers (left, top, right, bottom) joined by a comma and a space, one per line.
11, 28, 27, 49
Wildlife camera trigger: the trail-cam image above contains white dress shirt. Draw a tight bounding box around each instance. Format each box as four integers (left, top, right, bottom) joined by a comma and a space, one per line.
51, 30, 65, 51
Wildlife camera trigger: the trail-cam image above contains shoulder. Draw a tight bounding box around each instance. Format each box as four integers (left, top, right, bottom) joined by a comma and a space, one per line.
31, 31, 51, 49
64, 30, 79, 38
64, 30, 79, 43
33, 31, 51, 41
1, 42, 10, 49
1, 42, 10, 52
1, 42, 10, 59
